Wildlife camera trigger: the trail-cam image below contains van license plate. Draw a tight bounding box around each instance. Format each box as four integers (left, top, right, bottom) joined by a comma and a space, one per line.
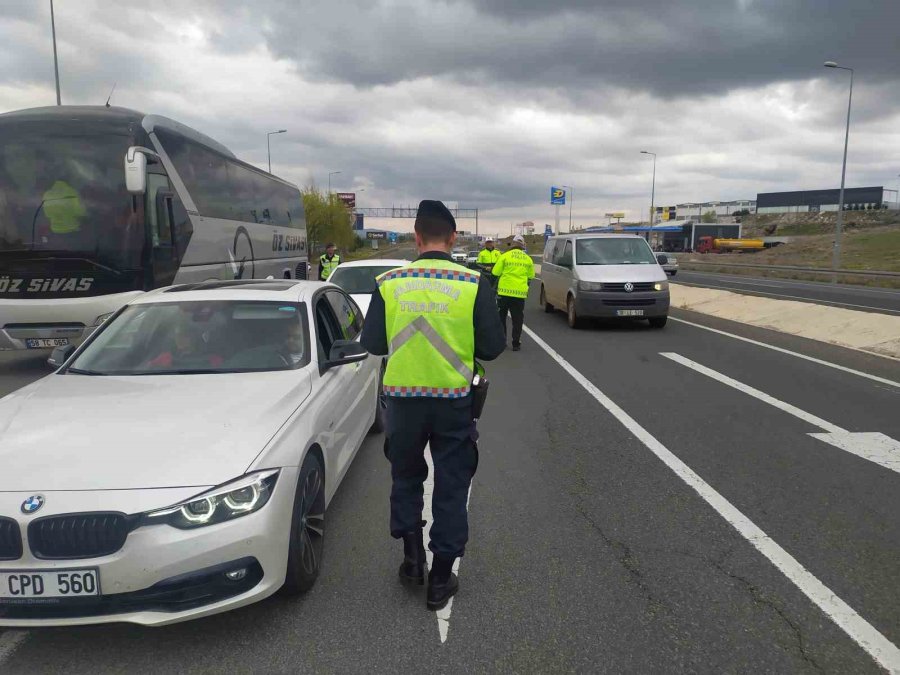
616, 310, 644, 317
0, 569, 100, 599
25, 338, 70, 349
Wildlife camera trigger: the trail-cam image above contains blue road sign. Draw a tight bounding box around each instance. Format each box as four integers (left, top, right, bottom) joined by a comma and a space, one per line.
551, 187, 566, 205
388, 231, 398, 244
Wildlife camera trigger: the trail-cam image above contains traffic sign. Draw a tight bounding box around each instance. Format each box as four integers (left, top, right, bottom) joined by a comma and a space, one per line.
551, 187, 566, 205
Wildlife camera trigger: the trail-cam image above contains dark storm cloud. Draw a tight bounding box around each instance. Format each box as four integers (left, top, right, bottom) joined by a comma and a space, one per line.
199, 0, 900, 99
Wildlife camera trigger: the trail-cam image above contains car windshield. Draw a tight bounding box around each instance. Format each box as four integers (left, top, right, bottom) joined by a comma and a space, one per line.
329, 265, 402, 294
68, 300, 309, 375
576, 238, 657, 265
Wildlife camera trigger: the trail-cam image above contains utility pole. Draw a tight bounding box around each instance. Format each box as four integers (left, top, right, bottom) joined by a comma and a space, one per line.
50, 0, 61, 105
641, 151, 657, 243
266, 130, 287, 174
824, 61, 854, 282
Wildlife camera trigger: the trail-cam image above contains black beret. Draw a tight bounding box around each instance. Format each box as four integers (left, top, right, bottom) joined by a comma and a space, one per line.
415, 200, 457, 232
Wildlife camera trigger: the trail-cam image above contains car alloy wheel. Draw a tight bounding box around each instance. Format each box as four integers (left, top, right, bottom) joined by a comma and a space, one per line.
567, 297, 581, 329
281, 453, 325, 595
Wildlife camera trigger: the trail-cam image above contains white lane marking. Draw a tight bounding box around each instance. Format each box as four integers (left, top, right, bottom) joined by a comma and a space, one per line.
422, 445, 472, 644
0, 630, 28, 666
659, 352, 846, 434
661, 352, 900, 475
669, 316, 900, 381
674, 281, 900, 315
523, 325, 900, 673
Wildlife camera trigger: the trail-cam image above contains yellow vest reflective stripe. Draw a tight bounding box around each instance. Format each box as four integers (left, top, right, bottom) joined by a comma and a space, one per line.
494, 248, 534, 298
378, 260, 479, 398
320, 254, 341, 277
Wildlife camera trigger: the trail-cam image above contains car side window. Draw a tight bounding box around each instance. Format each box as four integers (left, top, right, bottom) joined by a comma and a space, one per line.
557, 241, 573, 267
325, 290, 363, 340
314, 297, 342, 360
544, 240, 557, 263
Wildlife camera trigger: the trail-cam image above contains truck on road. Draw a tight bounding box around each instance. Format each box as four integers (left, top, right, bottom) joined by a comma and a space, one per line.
697, 236, 783, 254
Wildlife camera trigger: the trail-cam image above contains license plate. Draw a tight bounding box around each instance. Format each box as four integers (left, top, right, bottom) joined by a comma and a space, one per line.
616, 309, 645, 317
25, 338, 69, 349
0, 569, 100, 599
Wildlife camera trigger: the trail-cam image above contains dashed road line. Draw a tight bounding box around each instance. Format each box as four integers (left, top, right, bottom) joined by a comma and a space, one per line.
523, 324, 900, 673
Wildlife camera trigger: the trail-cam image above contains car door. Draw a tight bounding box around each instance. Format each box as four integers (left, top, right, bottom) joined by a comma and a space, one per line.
552, 239, 574, 306
312, 293, 359, 482
542, 239, 558, 303
324, 289, 372, 467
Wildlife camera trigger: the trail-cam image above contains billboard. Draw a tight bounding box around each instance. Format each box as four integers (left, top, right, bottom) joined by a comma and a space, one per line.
366, 231, 387, 240
353, 213, 364, 231
656, 206, 676, 221
550, 187, 566, 205
337, 192, 356, 208
605, 212, 626, 219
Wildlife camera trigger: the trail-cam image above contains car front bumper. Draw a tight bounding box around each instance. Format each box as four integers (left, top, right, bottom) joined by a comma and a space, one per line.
575, 290, 670, 318
0, 468, 298, 627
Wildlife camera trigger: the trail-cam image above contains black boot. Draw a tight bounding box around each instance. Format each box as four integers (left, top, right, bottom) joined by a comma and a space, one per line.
398, 531, 426, 585
427, 554, 459, 611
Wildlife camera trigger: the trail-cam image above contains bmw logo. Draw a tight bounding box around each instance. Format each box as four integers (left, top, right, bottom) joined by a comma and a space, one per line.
624, 282, 634, 293
21, 495, 45, 515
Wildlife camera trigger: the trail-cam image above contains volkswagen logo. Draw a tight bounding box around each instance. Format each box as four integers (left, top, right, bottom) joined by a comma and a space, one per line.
21, 495, 45, 515
624, 282, 635, 293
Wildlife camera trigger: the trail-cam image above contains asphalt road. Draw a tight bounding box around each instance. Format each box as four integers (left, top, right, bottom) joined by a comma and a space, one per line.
1, 286, 899, 673
676, 270, 900, 315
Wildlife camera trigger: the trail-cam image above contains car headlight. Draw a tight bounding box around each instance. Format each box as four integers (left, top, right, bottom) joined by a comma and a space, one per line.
654, 281, 669, 291
145, 469, 279, 529
92, 312, 115, 326
578, 281, 604, 291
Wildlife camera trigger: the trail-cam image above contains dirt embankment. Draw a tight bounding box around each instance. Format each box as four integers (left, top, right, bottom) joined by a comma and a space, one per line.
741, 211, 900, 237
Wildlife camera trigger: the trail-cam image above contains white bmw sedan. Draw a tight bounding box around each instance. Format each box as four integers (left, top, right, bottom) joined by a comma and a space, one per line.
326, 259, 408, 316
0, 279, 382, 627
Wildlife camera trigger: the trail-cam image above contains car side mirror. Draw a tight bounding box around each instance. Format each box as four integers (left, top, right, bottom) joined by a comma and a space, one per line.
324, 339, 368, 371
47, 343, 77, 369
656, 254, 669, 265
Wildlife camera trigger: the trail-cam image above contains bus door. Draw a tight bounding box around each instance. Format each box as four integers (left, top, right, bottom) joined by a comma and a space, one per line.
146, 171, 179, 288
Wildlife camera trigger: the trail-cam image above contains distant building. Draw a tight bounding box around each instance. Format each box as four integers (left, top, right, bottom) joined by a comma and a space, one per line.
756, 186, 889, 214
669, 200, 756, 222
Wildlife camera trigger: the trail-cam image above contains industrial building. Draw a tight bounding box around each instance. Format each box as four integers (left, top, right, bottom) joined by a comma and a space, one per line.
756, 186, 892, 214
657, 200, 756, 222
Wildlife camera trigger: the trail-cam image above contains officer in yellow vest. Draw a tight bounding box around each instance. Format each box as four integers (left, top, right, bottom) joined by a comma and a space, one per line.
361, 200, 505, 611
475, 237, 501, 287
492, 234, 535, 351
318, 243, 341, 281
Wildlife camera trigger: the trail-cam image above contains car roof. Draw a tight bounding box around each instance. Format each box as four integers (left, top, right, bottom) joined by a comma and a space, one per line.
132, 279, 331, 305
550, 233, 647, 240
333, 259, 409, 268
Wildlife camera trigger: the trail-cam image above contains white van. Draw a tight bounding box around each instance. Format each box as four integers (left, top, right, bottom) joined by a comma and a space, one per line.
540, 234, 670, 328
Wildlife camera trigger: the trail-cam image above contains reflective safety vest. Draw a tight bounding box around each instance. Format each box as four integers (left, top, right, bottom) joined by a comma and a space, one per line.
493, 248, 535, 298
377, 259, 480, 398
476, 248, 501, 266
42, 180, 86, 234
319, 253, 341, 279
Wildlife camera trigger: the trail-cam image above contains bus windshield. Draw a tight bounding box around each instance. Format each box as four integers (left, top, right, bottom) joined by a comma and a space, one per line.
0, 122, 143, 271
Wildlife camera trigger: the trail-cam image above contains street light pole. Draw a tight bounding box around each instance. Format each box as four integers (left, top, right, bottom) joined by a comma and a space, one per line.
824, 61, 854, 280
562, 185, 574, 232
328, 170, 342, 195
640, 151, 657, 243
50, 0, 61, 105
266, 129, 287, 174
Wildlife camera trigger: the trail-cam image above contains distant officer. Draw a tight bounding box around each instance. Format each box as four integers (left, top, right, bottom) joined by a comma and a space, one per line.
476, 237, 501, 286
492, 234, 535, 351
361, 200, 505, 611
318, 243, 341, 281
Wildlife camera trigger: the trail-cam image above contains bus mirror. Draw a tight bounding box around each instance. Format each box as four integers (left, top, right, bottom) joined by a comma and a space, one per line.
125, 148, 148, 194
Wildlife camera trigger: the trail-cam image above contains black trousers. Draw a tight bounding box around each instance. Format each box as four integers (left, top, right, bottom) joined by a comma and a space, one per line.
386, 396, 479, 558
497, 296, 525, 347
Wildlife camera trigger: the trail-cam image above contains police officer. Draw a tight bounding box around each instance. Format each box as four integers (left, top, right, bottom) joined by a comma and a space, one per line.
476, 237, 501, 287
318, 243, 341, 281
361, 200, 505, 611
492, 234, 535, 351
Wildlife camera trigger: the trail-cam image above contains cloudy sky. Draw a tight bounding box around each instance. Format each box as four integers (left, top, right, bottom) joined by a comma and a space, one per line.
2, 0, 899, 234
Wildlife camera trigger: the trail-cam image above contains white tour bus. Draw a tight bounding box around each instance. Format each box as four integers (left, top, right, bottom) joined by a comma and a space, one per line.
0, 105, 308, 351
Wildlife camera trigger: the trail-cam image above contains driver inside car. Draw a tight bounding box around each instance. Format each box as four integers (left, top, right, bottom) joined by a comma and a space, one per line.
145, 317, 223, 370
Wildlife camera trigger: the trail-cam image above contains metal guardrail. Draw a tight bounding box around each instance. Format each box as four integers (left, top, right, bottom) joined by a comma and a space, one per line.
680, 260, 900, 279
